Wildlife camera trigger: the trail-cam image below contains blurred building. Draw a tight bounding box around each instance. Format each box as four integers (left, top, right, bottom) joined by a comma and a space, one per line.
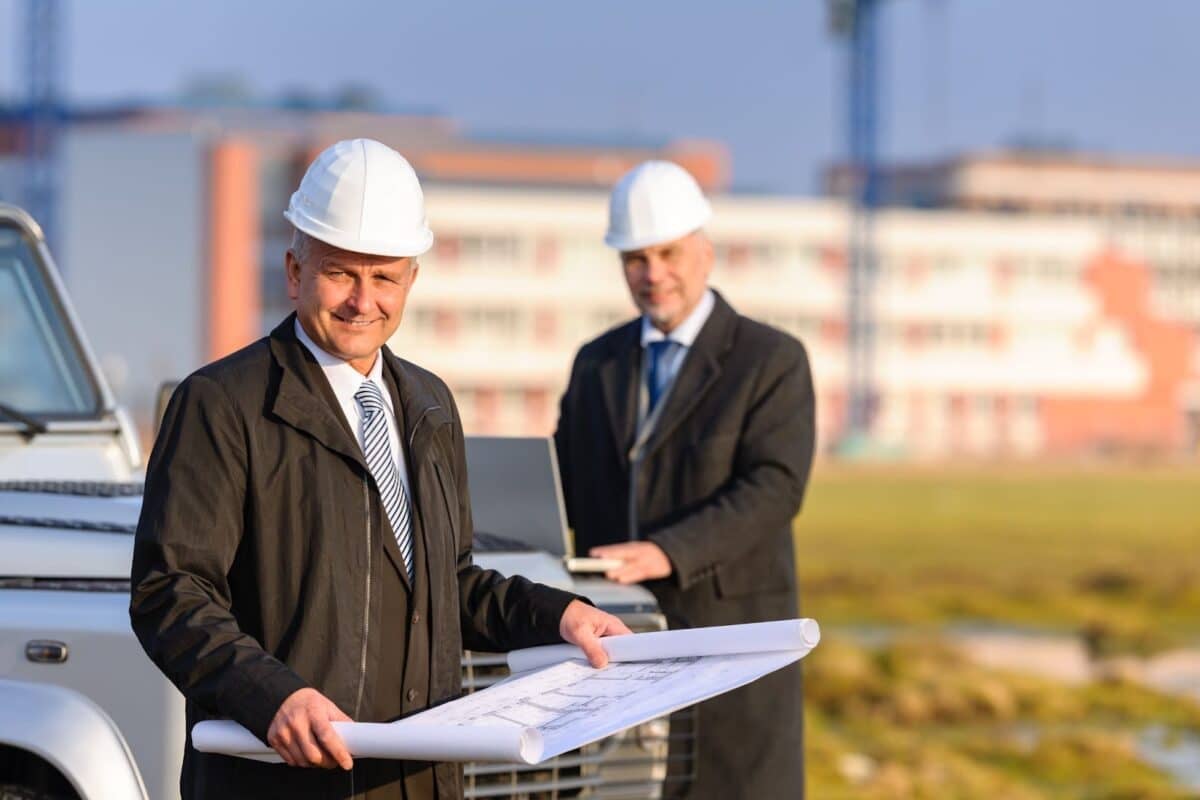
0, 106, 727, 442
1, 111, 1197, 458
825, 150, 1200, 218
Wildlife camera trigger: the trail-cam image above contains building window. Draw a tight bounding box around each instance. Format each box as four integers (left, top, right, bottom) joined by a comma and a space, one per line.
434, 309, 458, 340
535, 237, 558, 273
475, 387, 499, 432
534, 309, 557, 344
435, 236, 460, 266
524, 387, 550, 432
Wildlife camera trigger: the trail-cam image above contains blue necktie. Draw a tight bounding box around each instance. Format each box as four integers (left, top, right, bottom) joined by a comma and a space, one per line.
355, 380, 414, 582
647, 340, 682, 412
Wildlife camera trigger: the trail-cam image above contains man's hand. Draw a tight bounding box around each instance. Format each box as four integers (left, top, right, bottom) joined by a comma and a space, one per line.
589, 542, 673, 585
267, 688, 354, 770
558, 599, 632, 668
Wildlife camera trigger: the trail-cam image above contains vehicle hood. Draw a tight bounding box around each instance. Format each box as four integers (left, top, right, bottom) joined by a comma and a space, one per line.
0, 488, 660, 610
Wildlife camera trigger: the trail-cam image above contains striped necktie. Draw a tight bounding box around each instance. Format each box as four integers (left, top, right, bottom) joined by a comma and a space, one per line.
355, 380, 414, 582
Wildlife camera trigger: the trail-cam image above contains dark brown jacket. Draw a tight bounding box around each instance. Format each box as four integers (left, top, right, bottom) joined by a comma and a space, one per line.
555, 292, 815, 799
131, 316, 577, 799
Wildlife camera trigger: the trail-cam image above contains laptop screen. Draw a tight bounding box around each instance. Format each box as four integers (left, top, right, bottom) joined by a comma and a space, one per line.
464, 436, 571, 557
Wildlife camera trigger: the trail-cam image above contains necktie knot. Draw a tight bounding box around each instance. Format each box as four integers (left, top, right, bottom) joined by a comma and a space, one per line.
647, 339, 680, 362
355, 380, 386, 417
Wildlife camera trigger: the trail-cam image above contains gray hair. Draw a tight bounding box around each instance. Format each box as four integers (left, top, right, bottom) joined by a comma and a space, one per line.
288, 228, 419, 273
289, 228, 316, 265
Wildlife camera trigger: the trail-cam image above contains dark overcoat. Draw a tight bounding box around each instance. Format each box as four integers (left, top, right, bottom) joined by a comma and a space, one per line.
131, 316, 577, 799
555, 292, 816, 800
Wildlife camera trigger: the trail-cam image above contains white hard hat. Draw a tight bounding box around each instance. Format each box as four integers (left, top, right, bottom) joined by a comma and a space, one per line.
604, 160, 712, 251
284, 138, 433, 257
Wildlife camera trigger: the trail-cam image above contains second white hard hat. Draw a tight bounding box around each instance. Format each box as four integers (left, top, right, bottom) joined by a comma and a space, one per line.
284, 138, 433, 257
604, 160, 712, 251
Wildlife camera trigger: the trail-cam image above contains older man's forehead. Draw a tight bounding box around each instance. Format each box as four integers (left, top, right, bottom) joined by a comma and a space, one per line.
315, 243, 414, 270
621, 229, 708, 259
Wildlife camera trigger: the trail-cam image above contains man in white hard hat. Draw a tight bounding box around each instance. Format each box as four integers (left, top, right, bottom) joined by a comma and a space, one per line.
132, 138, 629, 800
554, 161, 816, 799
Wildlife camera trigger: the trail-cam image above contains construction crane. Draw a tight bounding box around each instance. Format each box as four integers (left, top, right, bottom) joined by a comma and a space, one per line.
829, 0, 882, 453
22, 0, 63, 254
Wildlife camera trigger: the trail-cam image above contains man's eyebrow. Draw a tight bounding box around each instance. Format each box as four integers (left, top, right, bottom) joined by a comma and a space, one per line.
316, 253, 372, 270
316, 254, 348, 269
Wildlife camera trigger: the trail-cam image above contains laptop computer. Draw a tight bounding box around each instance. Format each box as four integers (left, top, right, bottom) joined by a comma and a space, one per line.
463, 436, 618, 572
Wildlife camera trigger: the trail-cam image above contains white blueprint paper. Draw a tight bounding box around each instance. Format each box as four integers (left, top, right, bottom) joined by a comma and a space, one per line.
417, 649, 804, 761
507, 617, 821, 673
191, 718, 540, 764
192, 618, 820, 764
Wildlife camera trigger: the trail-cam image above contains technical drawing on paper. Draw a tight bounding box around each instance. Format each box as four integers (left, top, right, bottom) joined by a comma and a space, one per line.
417, 650, 800, 759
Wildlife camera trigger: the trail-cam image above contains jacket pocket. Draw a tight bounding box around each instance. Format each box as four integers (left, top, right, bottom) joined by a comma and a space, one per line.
713, 538, 796, 600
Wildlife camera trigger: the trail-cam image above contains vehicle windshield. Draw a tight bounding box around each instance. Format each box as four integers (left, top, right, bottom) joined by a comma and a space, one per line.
0, 219, 101, 417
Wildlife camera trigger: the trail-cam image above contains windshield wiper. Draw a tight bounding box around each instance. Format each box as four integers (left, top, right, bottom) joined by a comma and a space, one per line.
0, 401, 49, 440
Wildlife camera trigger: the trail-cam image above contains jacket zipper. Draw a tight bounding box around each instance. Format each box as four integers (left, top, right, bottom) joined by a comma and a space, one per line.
351, 474, 373, 798
348, 403, 436, 797
355, 474, 372, 715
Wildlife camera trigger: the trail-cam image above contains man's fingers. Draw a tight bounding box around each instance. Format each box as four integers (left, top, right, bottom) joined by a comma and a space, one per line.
559, 600, 631, 668
590, 544, 629, 559
269, 726, 297, 766
575, 631, 610, 668
606, 562, 645, 584
293, 722, 325, 767
275, 740, 300, 767
313, 716, 354, 771
265, 689, 356, 769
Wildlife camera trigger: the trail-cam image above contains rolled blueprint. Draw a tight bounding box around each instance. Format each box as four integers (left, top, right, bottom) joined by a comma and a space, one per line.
192, 719, 545, 764
507, 617, 821, 673
193, 619, 822, 765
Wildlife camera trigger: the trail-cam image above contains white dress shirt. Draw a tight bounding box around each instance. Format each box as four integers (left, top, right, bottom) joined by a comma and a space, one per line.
639, 288, 716, 389
294, 319, 410, 494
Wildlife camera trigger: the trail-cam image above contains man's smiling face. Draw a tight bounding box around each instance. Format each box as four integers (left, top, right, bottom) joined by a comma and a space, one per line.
620, 230, 713, 333
286, 233, 419, 375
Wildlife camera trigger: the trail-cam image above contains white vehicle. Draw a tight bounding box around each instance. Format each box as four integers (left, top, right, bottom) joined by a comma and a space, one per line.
0, 204, 682, 800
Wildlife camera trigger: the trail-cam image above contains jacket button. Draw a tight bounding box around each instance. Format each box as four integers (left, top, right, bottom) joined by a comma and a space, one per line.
407, 688, 418, 703
411, 611, 420, 625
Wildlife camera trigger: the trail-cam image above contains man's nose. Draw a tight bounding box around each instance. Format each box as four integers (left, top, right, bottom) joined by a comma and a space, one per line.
644, 256, 667, 283
346, 279, 375, 312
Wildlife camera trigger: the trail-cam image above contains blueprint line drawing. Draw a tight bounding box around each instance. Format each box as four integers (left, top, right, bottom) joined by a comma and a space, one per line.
192, 618, 820, 764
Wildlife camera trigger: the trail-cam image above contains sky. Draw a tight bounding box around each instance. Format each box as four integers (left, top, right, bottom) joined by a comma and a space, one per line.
0, 0, 1197, 193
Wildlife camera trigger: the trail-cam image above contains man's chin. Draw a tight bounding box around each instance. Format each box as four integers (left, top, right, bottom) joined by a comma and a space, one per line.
642, 306, 681, 331
327, 335, 384, 362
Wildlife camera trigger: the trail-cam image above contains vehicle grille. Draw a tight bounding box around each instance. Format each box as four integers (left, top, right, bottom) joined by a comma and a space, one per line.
460, 611, 695, 799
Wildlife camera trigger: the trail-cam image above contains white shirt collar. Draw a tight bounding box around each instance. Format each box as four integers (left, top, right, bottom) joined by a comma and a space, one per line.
640, 288, 715, 348
293, 318, 392, 413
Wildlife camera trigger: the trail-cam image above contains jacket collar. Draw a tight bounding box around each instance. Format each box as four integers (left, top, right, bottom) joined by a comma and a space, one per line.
380, 350, 452, 471
641, 291, 736, 458
267, 314, 367, 470
597, 320, 642, 468
268, 314, 452, 472
597, 291, 738, 464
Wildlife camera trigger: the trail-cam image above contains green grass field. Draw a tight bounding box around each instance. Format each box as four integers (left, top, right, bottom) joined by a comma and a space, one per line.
793, 465, 1200, 798
794, 465, 1200, 646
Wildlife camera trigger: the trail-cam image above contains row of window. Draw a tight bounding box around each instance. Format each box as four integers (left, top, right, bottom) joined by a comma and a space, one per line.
395, 307, 1015, 351
416, 234, 1094, 285
448, 379, 1052, 444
